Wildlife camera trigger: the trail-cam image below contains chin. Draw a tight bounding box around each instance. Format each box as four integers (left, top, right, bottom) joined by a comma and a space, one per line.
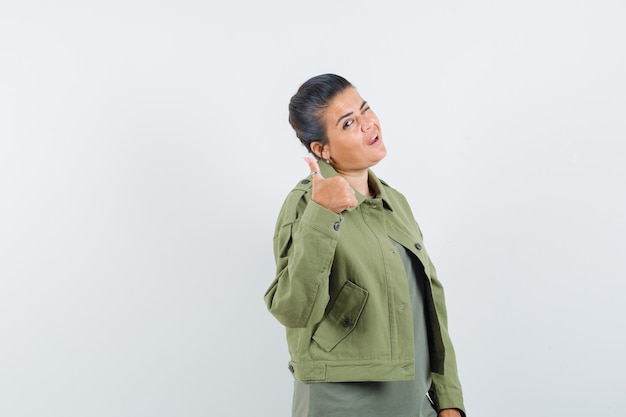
369, 154, 387, 167
374, 148, 387, 163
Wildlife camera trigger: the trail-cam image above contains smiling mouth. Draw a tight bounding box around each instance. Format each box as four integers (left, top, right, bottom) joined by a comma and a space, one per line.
369, 133, 380, 145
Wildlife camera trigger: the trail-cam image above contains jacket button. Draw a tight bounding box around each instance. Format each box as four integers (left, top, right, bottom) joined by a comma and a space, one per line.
333, 222, 341, 231
342, 317, 353, 327
288, 364, 294, 373
415, 242, 422, 250
300, 179, 310, 184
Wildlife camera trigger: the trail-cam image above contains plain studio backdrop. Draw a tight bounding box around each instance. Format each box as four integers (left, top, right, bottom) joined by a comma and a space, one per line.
1, 1, 625, 416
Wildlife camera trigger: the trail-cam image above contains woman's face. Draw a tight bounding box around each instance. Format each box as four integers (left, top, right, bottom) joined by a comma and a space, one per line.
320, 87, 386, 172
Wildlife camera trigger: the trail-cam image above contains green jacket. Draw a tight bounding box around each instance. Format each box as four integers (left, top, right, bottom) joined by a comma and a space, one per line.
264, 161, 465, 413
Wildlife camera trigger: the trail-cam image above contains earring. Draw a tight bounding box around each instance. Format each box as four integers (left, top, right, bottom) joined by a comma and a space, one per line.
325, 158, 330, 164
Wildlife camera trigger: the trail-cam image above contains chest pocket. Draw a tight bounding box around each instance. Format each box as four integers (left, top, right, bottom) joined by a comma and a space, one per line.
312, 280, 369, 352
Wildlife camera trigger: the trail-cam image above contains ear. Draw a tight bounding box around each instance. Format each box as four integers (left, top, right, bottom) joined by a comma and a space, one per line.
310, 141, 326, 159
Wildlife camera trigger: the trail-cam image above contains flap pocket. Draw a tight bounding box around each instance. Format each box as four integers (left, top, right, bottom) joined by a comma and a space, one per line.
312, 281, 368, 352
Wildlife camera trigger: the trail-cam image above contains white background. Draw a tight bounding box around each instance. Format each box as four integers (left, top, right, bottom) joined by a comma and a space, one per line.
1, 1, 625, 416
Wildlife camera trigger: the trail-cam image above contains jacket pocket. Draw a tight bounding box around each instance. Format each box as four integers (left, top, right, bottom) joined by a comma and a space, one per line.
312, 280, 368, 352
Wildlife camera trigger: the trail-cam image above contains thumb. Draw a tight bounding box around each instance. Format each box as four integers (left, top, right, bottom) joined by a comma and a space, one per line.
304, 157, 324, 180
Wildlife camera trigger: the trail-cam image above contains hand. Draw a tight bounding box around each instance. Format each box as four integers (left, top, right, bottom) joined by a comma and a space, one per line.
439, 408, 462, 417
304, 157, 358, 214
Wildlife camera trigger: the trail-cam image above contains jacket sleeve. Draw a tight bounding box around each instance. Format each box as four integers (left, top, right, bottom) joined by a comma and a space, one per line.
264, 189, 343, 328
426, 253, 467, 416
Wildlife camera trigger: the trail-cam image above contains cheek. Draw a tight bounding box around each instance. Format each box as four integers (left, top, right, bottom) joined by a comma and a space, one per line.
332, 136, 354, 156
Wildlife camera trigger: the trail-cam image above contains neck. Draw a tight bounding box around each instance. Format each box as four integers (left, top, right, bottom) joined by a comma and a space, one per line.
336, 168, 372, 197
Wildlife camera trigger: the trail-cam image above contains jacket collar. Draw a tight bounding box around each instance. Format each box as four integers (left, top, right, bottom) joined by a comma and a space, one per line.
317, 159, 394, 212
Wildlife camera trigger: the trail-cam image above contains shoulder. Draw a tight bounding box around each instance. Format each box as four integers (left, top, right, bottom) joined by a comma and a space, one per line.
378, 176, 410, 206
377, 176, 422, 231
275, 177, 313, 225
286, 177, 313, 204
292, 177, 313, 193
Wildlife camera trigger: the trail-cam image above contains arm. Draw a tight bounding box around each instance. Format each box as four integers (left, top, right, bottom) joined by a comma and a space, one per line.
264, 158, 358, 328
408, 217, 465, 415
428, 256, 466, 416
264, 196, 342, 328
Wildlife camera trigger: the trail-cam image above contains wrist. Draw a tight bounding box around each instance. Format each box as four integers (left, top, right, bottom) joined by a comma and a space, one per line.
438, 408, 462, 417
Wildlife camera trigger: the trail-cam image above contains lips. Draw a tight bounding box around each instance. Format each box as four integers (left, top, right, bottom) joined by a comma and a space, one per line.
369, 132, 380, 145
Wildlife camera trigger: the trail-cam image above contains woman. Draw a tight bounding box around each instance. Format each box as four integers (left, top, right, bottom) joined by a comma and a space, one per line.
264, 74, 466, 417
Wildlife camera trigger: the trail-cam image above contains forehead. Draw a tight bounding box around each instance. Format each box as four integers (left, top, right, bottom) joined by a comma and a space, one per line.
327, 87, 363, 113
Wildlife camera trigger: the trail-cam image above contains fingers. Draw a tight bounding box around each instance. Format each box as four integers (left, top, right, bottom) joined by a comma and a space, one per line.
317, 176, 358, 213
338, 178, 358, 209
303, 157, 357, 213
304, 157, 323, 179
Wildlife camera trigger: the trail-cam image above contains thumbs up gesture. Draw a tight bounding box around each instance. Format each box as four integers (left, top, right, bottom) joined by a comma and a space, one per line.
305, 157, 358, 214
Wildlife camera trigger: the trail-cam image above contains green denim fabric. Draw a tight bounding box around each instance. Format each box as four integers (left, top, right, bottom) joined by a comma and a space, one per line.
264, 160, 465, 414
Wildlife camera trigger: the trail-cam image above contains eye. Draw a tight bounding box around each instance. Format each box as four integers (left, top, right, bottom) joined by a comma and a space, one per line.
363, 106, 371, 113
343, 119, 354, 129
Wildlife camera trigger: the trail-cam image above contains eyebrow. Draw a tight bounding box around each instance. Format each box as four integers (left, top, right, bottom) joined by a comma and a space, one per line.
336, 101, 368, 126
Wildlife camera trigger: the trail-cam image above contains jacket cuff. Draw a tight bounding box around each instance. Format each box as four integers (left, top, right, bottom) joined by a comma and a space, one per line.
299, 200, 344, 236
435, 390, 466, 417
428, 386, 466, 417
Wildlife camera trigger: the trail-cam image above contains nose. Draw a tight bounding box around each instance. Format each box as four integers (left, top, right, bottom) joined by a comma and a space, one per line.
361, 115, 373, 131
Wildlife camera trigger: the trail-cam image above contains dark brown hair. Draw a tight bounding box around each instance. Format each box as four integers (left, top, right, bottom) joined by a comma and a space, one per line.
288, 74, 353, 154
